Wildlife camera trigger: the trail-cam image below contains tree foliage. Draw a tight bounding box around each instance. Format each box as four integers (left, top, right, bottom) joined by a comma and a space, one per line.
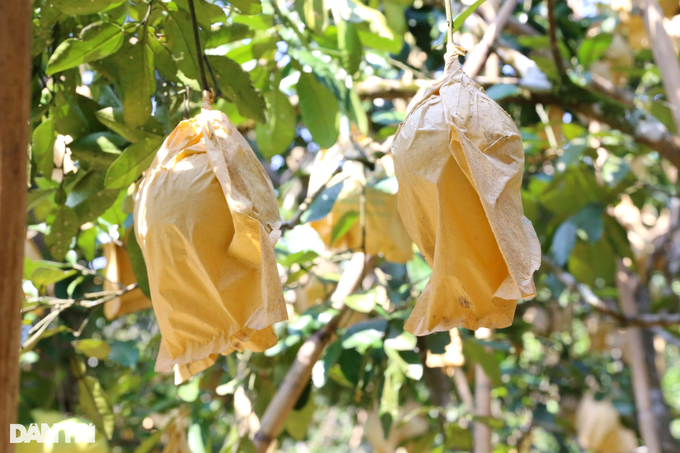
21, 0, 680, 451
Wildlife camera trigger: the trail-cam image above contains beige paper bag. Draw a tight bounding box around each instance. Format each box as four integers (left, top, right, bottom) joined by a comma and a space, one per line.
308, 142, 413, 263
392, 44, 541, 334
102, 235, 152, 320
134, 110, 287, 384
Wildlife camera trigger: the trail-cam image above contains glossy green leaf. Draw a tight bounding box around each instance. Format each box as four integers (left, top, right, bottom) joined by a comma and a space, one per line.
207, 23, 254, 48
50, 0, 119, 16
105, 136, 164, 189
300, 181, 344, 223
330, 210, 359, 245
451, 0, 489, 33
68, 132, 127, 171
551, 220, 577, 266
46, 22, 124, 74
578, 34, 613, 69
229, 0, 262, 15
207, 56, 266, 122
95, 108, 162, 143
24, 258, 77, 287
32, 118, 56, 178
284, 399, 316, 440
74, 339, 111, 359
45, 206, 80, 261
301, 0, 327, 35
78, 375, 114, 439
128, 226, 151, 298
297, 72, 340, 148
114, 41, 155, 127
255, 90, 296, 157
66, 171, 120, 222
165, 9, 205, 80
337, 20, 362, 75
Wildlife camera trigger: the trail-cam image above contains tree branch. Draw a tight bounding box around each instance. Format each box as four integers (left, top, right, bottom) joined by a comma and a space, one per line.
546, 0, 566, 78
545, 259, 680, 327
462, 0, 519, 78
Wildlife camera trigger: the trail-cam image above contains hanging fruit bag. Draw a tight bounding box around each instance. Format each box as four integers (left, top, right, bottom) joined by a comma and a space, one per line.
392, 44, 541, 335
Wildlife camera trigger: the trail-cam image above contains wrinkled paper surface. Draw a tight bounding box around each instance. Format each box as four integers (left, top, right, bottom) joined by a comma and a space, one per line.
103, 236, 152, 320
392, 44, 541, 334
309, 142, 413, 263
134, 110, 287, 383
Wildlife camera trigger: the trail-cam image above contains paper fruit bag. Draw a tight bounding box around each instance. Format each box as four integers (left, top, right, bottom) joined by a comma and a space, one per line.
102, 234, 152, 320
308, 142, 413, 263
134, 110, 287, 383
392, 44, 541, 335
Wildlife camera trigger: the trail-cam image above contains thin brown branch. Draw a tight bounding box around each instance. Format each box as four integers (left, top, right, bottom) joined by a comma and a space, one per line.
462, 0, 518, 78
281, 165, 343, 232
545, 259, 680, 327
546, 0, 566, 78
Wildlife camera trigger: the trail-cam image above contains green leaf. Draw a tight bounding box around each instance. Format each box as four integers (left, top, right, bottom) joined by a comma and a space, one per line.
105, 136, 164, 189
344, 290, 377, 313
298, 72, 340, 148
300, 181, 344, 223
444, 424, 474, 450
95, 107, 162, 143
134, 428, 165, 453
578, 34, 613, 68
66, 171, 120, 222
32, 118, 56, 178
462, 339, 502, 388
452, 0, 490, 33
74, 339, 111, 359
77, 227, 98, 262
114, 41, 155, 127
347, 86, 369, 135
551, 220, 577, 266
207, 56, 266, 122
50, 0, 119, 16
330, 210, 359, 245
255, 90, 296, 157
148, 35, 180, 83
284, 399, 316, 440
128, 226, 151, 298
165, 9, 205, 80
109, 341, 140, 367
207, 23, 254, 48
46, 22, 124, 75
24, 258, 77, 286
337, 20, 362, 75
78, 375, 114, 439
372, 111, 407, 126
485, 83, 521, 101
68, 132, 127, 171
568, 239, 616, 287
229, 0, 262, 15
300, 0, 327, 34
45, 206, 80, 261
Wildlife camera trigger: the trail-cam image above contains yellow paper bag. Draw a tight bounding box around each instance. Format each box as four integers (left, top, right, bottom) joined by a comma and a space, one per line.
134, 110, 287, 383
308, 142, 413, 263
102, 236, 152, 320
392, 44, 541, 334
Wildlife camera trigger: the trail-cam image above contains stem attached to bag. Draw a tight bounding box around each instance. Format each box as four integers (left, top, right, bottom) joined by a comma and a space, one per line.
444, 0, 455, 44
186, 0, 211, 101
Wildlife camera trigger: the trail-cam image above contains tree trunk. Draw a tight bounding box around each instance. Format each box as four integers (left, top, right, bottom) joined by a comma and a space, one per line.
474, 328, 493, 453
637, 285, 680, 453
0, 0, 32, 450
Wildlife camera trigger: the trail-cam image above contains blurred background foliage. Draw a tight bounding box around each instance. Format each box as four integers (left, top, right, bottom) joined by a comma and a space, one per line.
20, 0, 680, 451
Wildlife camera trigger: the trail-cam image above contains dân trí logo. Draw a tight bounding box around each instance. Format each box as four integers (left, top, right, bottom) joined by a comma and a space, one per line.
10, 423, 96, 443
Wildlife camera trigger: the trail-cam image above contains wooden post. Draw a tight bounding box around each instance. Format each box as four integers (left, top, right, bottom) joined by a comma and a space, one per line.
0, 0, 32, 450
